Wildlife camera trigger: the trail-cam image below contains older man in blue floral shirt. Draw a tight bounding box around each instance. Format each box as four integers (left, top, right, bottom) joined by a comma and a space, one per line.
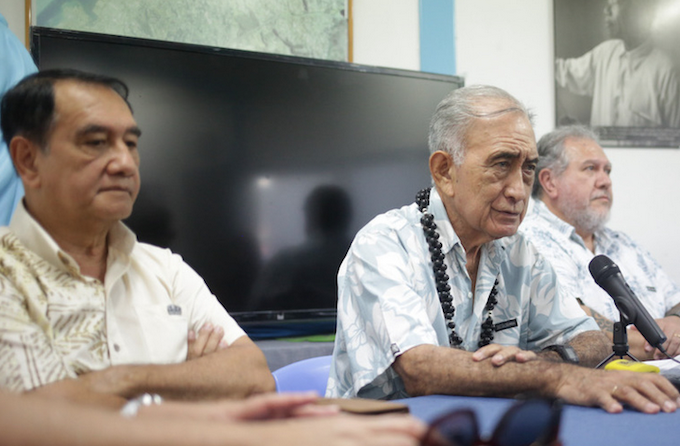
520, 125, 680, 360
327, 86, 680, 414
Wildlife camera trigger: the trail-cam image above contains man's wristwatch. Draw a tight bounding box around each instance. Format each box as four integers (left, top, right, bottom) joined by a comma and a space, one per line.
542, 344, 579, 364
120, 393, 163, 417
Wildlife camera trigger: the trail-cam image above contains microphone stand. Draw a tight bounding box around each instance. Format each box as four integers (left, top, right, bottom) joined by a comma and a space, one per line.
596, 317, 639, 369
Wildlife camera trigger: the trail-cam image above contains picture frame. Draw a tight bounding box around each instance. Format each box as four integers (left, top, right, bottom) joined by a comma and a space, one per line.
553, 0, 680, 148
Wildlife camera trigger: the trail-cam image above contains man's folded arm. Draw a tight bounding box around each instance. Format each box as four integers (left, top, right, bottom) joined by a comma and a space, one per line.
32, 335, 274, 403
394, 343, 557, 398
112, 335, 275, 400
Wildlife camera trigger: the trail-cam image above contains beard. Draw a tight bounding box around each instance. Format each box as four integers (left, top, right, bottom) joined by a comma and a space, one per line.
560, 193, 611, 235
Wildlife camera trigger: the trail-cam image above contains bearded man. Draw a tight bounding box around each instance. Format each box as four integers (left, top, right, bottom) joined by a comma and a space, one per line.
520, 125, 680, 360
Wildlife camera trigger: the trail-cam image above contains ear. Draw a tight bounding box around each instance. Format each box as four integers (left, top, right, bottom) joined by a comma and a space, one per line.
9, 136, 42, 189
429, 150, 457, 197
538, 168, 559, 199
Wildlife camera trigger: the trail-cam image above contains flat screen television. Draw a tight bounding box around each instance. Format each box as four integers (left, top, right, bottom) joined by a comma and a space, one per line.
31, 27, 464, 338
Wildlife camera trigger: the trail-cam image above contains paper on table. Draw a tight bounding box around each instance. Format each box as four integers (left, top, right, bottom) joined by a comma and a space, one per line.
645, 355, 680, 387
645, 355, 680, 372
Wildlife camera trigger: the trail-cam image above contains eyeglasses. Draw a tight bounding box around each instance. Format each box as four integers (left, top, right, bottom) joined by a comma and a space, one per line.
422, 398, 563, 446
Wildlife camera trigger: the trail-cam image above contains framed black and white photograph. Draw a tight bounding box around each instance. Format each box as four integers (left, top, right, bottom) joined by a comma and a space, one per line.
554, 0, 680, 148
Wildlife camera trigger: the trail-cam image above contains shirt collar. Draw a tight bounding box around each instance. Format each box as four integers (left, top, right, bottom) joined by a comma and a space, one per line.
529, 199, 610, 250
428, 188, 459, 255
592, 226, 614, 253
428, 188, 504, 266
530, 200, 577, 237
9, 200, 137, 276
624, 39, 653, 69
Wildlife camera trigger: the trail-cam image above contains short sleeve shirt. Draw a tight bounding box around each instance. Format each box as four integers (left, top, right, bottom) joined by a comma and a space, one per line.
520, 200, 680, 322
0, 202, 245, 391
327, 189, 598, 400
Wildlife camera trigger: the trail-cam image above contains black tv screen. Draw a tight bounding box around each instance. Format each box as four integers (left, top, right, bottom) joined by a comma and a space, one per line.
31, 27, 463, 336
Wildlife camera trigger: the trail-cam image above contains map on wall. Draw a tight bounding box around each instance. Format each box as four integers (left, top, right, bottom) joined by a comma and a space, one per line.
33, 0, 349, 61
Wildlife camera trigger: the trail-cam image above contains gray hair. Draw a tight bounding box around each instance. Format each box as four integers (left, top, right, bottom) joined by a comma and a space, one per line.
427, 85, 534, 165
532, 125, 600, 198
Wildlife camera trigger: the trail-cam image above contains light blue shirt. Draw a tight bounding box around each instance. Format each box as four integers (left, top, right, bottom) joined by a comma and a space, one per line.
328, 189, 597, 400
520, 200, 680, 322
0, 14, 37, 226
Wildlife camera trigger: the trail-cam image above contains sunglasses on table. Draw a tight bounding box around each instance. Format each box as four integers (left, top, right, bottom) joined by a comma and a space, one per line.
422, 398, 563, 446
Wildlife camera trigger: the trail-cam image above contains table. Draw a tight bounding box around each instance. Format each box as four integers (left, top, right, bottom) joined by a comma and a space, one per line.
398, 395, 679, 446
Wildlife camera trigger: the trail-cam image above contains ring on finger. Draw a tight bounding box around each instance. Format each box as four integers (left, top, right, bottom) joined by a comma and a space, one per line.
612, 385, 619, 395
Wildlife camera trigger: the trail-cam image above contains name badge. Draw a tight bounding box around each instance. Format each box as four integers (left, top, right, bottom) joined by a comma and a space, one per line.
167, 304, 182, 316
494, 319, 518, 332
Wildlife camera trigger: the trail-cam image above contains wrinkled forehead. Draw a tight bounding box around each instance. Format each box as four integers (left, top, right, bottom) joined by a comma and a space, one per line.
468, 104, 534, 136
463, 109, 537, 160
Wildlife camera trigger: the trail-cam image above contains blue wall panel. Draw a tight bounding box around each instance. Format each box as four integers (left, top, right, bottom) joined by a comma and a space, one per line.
419, 0, 455, 75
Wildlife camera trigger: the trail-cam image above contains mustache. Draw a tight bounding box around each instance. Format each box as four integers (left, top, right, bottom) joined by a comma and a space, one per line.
591, 192, 612, 201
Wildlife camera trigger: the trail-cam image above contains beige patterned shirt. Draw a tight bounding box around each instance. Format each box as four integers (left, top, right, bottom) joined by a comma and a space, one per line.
0, 202, 245, 391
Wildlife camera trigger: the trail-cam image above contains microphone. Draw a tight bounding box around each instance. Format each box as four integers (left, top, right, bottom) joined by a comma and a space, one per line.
588, 255, 667, 349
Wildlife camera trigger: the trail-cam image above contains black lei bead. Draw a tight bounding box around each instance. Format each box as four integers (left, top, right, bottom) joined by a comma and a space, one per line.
415, 187, 499, 349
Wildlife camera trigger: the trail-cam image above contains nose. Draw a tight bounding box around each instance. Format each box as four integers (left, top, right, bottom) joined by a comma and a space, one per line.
107, 140, 139, 176
595, 169, 612, 189
505, 167, 529, 202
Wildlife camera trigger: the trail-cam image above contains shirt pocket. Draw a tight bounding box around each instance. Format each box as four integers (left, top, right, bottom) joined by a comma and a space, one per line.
135, 304, 188, 363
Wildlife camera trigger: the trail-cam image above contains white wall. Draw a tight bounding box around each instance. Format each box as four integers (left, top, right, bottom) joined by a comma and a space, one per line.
455, 0, 554, 138
353, 0, 680, 284
352, 0, 420, 70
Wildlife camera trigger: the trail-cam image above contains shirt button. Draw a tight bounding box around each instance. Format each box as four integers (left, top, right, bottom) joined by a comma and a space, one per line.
113, 344, 121, 352
468, 292, 473, 298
